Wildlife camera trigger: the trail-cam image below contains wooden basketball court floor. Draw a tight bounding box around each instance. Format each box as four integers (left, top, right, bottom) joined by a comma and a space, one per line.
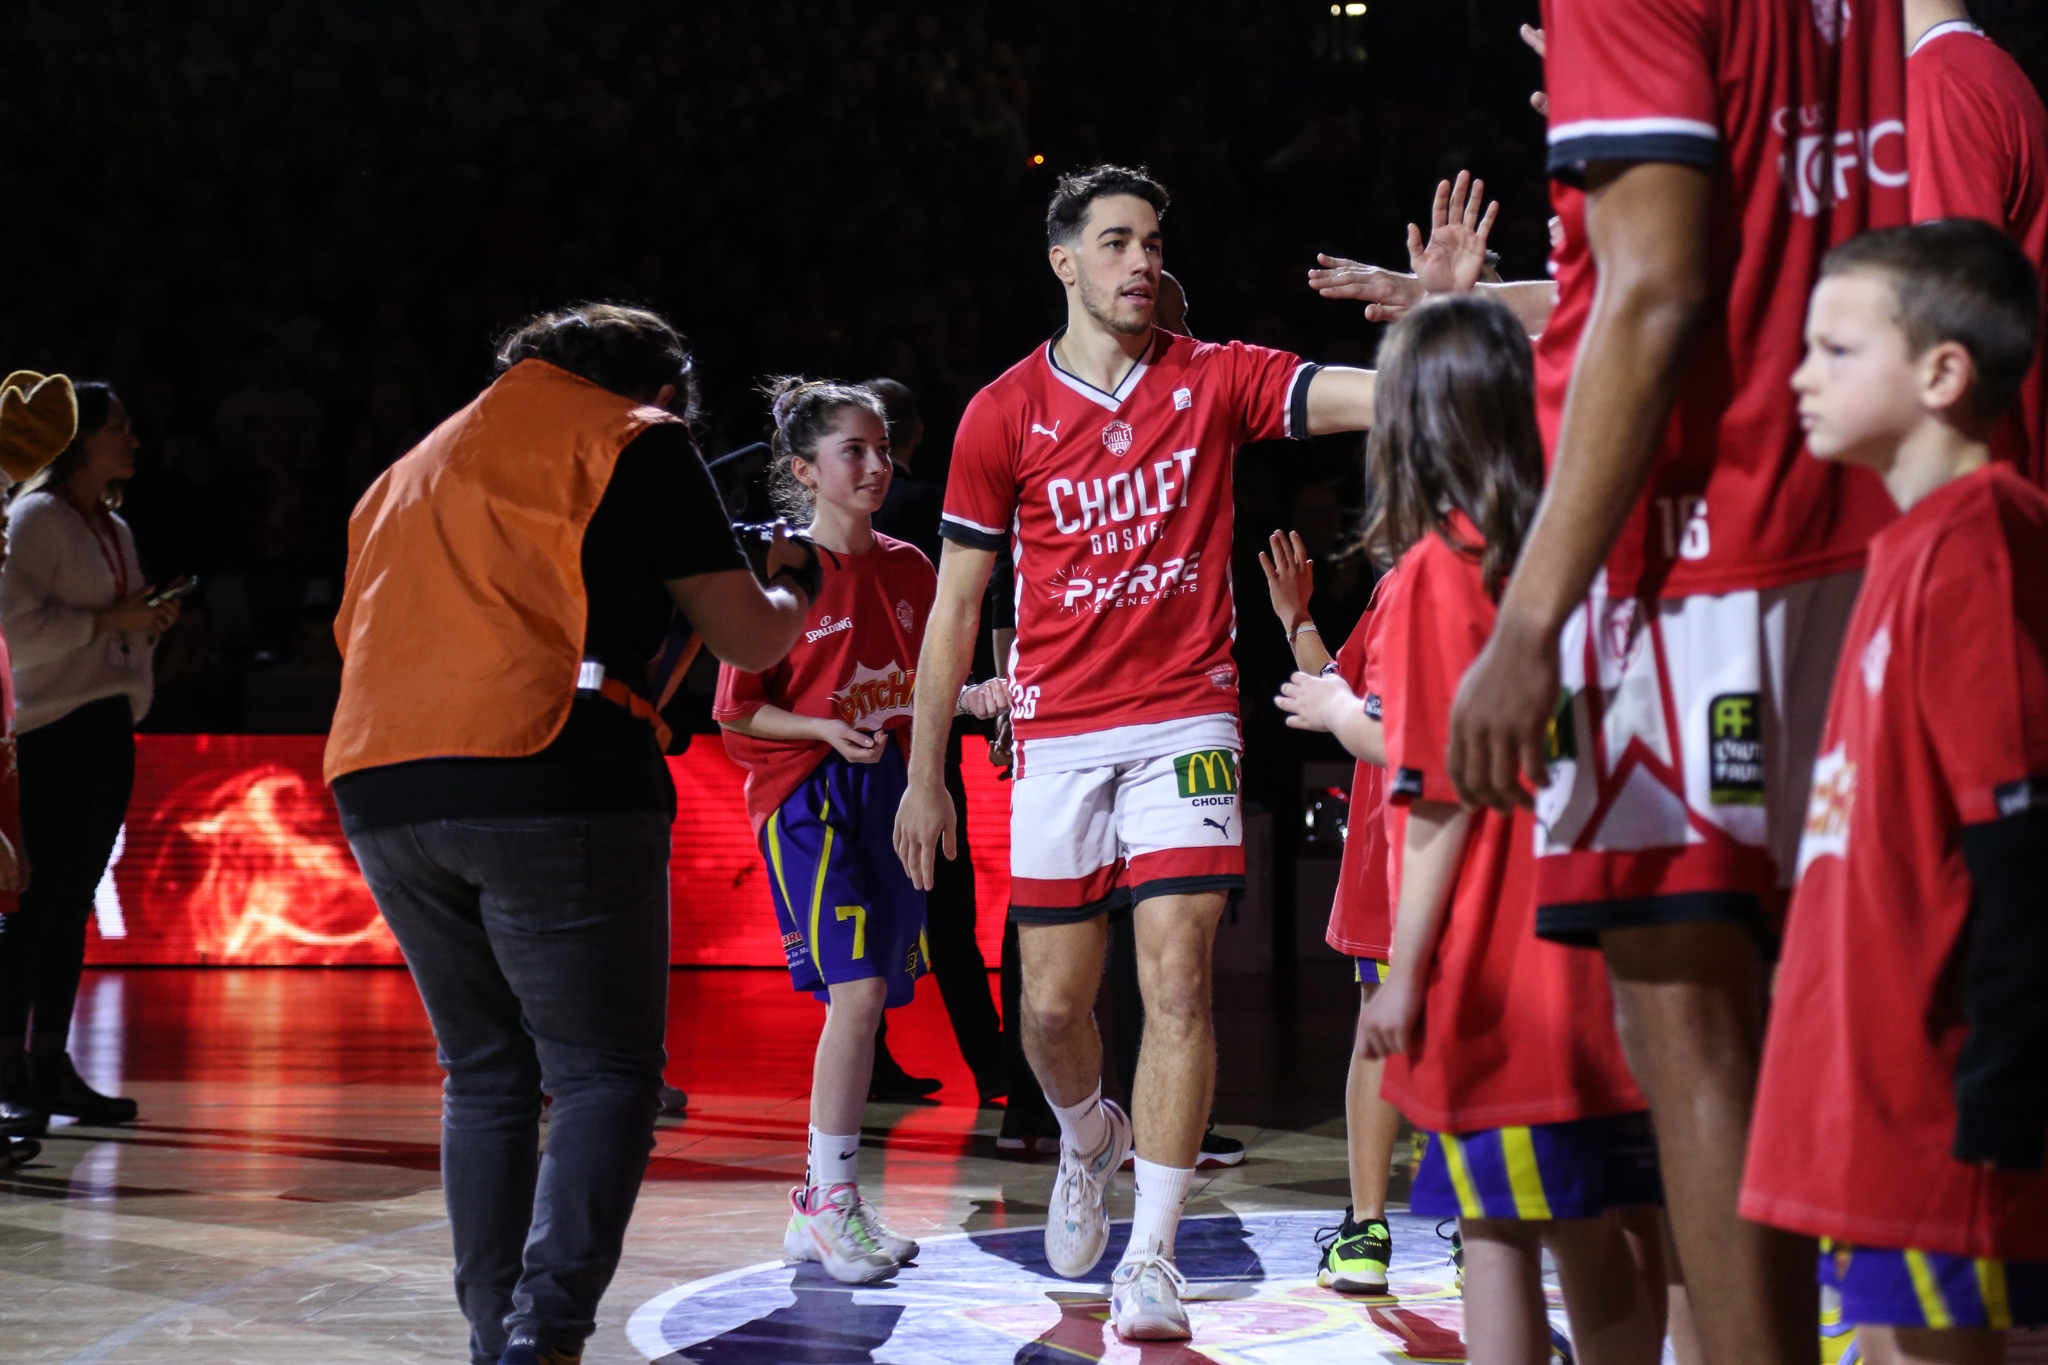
7, 968, 2040, 1363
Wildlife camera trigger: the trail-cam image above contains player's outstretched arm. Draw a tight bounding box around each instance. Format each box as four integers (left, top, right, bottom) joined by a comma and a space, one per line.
894, 541, 996, 890
1447, 159, 1714, 811
1309, 170, 1499, 323
1358, 799, 1471, 1058
1303, 366, 1377, 435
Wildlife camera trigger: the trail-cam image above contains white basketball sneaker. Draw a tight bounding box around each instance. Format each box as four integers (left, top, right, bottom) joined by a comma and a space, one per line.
853, 1193, 919, 1263
782, 1183, 901, 1284
1043, 1098, 1133, 1278
1111, 1251, 1192, 1340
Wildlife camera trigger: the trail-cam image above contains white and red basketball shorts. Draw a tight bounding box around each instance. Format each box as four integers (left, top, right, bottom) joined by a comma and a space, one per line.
1533, 570, 1860, 946
1008, 715, 1246, 923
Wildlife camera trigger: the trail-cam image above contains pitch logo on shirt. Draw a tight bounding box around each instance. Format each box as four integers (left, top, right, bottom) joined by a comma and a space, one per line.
830, 662, 916, 728
1796, 745, 1856, 877
1708, 693, 1764, 806
1174, 750, 1238, 807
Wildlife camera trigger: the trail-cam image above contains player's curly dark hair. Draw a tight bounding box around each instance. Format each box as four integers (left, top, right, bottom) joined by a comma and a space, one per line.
761, 375, 889, 520
1363, 295, 1543, 599
495, 302, 698, 419
1046, 164, 1169, 247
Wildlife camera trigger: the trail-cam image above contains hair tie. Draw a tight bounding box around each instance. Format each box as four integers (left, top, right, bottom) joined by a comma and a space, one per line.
771, 389, 801, 427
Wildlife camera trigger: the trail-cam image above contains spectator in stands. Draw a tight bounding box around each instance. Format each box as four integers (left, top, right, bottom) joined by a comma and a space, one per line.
0, 383, 176, 1127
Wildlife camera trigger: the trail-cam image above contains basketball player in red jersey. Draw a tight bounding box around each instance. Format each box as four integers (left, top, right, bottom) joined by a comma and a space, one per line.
1905, 0, 2048, 483
1444, 2, 1910, 1362
893, 165, 1376, 1342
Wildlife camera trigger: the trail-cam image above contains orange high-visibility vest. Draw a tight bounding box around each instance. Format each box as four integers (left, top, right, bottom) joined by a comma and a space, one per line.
324, 359, 678, 783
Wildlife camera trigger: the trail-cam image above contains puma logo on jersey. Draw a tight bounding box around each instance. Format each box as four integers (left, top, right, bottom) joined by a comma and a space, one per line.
1031, 420, 1061, 440
1202, 816, 1231, 837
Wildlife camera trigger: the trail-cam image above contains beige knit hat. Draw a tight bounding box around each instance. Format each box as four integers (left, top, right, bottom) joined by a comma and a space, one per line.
0, 371, 77, 485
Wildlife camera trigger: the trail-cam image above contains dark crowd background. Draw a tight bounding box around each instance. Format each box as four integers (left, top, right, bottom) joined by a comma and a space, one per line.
7, 0, 2045, 941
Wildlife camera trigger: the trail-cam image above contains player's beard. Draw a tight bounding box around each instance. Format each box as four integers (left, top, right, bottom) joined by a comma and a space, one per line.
1078, 271, 1153, 337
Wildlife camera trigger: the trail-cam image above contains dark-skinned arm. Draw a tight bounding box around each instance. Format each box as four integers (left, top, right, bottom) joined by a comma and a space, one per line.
1954, 807, 2048, 1171
1446, 160, 1714, 809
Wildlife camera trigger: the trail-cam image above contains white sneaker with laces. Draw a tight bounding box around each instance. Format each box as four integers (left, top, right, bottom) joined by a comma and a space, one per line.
782, 1183, 901, 1284
853, 1193, 919, 1263
1043, 1098, 1132, 1278
1111, 1251, 1192, 1340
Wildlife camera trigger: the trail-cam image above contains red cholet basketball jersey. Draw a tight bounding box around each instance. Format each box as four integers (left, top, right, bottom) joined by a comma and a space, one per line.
1325, 569, 1400, 960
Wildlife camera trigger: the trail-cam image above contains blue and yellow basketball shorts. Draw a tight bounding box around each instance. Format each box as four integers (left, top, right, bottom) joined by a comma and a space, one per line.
1355, 958, 1390, 986
1410, 1111, 1663, 1220
760, 745, 929, 1008
1820, 1239, 2048, 1330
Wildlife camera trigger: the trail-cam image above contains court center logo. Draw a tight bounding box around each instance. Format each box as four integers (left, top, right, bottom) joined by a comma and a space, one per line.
1101, 419, 1133, 456
1175, 749, 1238, 803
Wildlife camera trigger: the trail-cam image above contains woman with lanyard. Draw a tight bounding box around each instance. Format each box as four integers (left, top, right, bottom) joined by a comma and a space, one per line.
0, 382, 178, 1128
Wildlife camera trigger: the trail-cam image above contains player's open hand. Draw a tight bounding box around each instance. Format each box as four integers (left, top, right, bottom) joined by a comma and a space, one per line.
1446, 614, 1557, 810
1276, 670, 1360, 735
1258, 530, 1314, 629
1520, 25, 1548, 116
817, 719, 884, 765
893, 778, 958, 890
1357, 976, 1418, 1059
1409, 171, 1500, 298
1308, 253, 1423, 323
957, 677, 1011, 720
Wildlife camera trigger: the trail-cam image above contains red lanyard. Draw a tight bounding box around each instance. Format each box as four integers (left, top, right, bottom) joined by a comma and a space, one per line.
57, 491, 132, 600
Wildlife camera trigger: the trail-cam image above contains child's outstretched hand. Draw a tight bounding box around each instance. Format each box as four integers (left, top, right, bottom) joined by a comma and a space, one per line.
1258, 529, 1314, 630
816, 719, 884, 764
1276, 670, 1361, 734
1357, 974, 1420, 1059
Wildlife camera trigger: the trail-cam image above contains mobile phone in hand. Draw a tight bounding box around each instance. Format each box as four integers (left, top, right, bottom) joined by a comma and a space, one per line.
145, 575, 199, 608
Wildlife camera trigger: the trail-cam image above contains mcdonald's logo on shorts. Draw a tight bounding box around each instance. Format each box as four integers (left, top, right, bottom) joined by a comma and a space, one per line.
1174, 749, 1239, 799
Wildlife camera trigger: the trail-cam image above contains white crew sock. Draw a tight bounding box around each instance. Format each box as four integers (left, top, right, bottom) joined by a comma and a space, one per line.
807, 1126, 861, 1192
1051, 1085, 1109, 1156
1123, 1156, 1193, 1263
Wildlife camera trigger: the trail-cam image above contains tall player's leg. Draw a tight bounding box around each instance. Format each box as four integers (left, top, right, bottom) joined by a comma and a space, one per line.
1127, 891, 1225, 1171
1603, 922, 1814, 1364
1015, 916, 1110, 1109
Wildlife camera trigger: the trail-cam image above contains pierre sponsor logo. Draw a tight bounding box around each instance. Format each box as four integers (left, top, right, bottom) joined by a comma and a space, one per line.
1707, 692, 1764, 806
1796, 745, 1856, 877
1174, 749, 1238, 804
1052, 551, 1200, 612
805, 614, 855, 644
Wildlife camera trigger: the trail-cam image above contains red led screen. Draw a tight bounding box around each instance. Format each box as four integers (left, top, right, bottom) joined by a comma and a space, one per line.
82, 735, 1014, 967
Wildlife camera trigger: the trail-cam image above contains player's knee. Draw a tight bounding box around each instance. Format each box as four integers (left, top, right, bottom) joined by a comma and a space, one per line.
1021, 989, 1093, 1040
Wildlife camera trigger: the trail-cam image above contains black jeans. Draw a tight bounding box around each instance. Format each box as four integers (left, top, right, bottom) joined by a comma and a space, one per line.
348, 812, 671, 1364
928, 723, 1004, 1092
0, 696, 135, 1049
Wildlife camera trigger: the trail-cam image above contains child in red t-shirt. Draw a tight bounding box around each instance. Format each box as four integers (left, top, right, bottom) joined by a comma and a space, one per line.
1743, 221, 2048, 1358
1278, 297, 1664, 1362
714, 378, 964, 1285
1258, 529, 1404, 1295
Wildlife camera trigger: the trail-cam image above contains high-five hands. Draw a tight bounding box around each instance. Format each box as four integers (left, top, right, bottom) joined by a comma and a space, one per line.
1309, 170, 1499, 324
1522, 25, 1547, 116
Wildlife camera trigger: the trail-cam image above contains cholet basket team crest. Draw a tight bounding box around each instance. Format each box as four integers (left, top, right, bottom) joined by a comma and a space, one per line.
627, 1210, 1583, 1363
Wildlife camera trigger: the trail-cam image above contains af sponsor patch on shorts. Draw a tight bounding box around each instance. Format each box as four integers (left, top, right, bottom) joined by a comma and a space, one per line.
1708, 691, 1764, 806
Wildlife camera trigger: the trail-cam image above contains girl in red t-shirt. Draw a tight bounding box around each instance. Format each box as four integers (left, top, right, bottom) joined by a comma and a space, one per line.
1277, 297, 1669, 1363
715, 378, 996, 1285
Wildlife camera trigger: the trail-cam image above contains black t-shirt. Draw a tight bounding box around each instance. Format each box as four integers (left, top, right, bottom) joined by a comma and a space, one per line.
332, 424, 748, 835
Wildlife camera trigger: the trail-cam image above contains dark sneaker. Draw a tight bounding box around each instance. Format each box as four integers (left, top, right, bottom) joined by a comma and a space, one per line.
28, 1051, 137, 1126
1314, 1208, 1392, 1293
497, 1339, 582, 1365
1436, 1217, 1464, 1291
2, 1134, 37, 1170
1196, 1123, 1246, 1168
0, 1051, 46, 1137
995, 1105, 1060, 1154
658, 1084, 689, 1115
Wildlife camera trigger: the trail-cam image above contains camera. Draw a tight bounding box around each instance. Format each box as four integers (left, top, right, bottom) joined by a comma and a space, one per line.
732, 520, 823, 603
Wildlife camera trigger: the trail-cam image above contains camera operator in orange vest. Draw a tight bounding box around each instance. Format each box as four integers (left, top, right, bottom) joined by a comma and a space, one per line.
325, 304, 810, 1365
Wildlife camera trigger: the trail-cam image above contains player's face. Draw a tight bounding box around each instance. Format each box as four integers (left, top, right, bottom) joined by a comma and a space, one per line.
795, 406, 892, 516
1054, 195, 1162, 337
1793, 272, 1924, 467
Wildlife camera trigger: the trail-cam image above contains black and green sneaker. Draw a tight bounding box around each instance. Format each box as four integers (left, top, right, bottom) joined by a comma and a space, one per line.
1313, 1208, 1392, 1294
1436, 1217, 1465, 1292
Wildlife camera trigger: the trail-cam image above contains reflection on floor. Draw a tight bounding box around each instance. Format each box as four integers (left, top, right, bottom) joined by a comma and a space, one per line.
12, 969, 2040, 1364
2, 966, 1392, 1364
